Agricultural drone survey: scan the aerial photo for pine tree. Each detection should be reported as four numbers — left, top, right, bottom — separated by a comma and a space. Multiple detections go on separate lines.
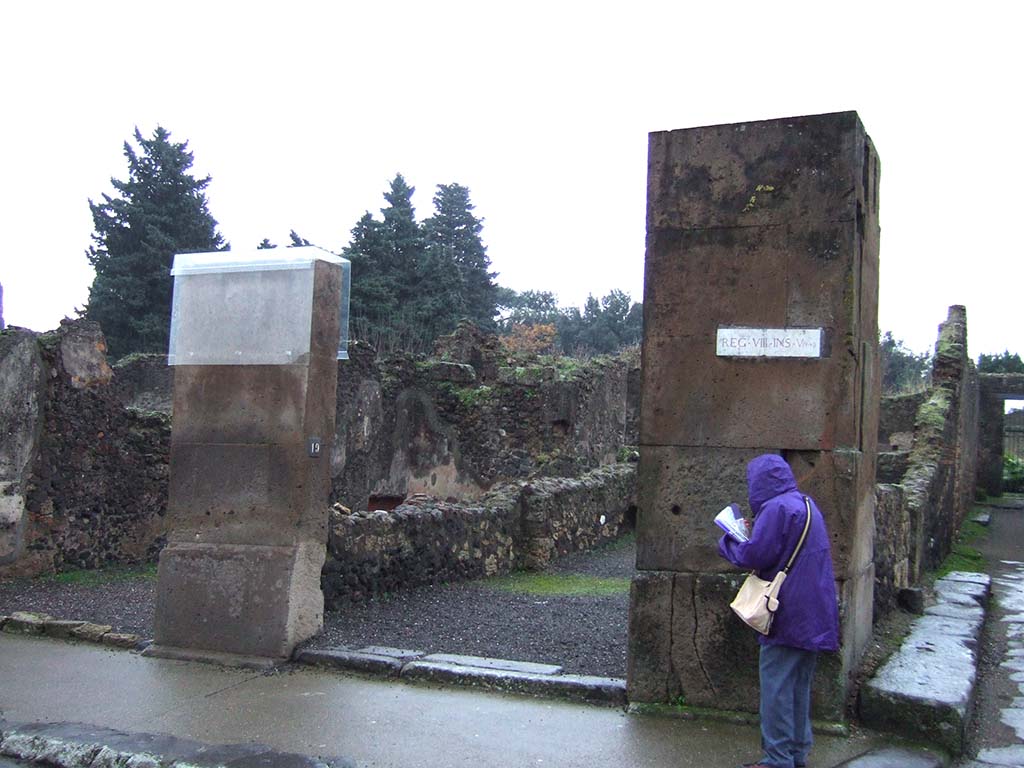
85, 126, 224, 358
345, 211, 400, 334
423, 183, 498, 330
380, 173, 424, 307
978, 351, 1024, 374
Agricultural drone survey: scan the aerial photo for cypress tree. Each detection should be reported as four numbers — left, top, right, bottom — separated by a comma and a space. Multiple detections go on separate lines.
85, 126, 224, 358
422, 183, 498, 330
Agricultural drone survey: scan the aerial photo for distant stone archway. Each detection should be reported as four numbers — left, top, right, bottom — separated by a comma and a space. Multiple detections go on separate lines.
978, 374, 1024, 495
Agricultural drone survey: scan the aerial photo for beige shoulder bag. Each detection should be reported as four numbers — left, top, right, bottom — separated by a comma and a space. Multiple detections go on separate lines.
729, 496, 812, 636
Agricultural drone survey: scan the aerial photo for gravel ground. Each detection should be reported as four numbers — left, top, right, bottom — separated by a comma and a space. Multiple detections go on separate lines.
0, 536, 636, 679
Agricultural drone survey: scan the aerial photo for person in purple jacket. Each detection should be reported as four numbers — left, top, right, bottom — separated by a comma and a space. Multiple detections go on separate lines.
719, 454, 839, 768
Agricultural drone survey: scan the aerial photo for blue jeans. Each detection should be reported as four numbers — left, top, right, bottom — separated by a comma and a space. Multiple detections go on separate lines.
758, 644, 818, 768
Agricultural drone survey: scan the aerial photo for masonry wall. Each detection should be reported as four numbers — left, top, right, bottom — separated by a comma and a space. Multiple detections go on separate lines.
0, 321, 169, 578
872, 306, 980, 616
628, 112, 881, 719
331, 325, 636, 512
322, 463, 637, 605
0, 321, 638, 582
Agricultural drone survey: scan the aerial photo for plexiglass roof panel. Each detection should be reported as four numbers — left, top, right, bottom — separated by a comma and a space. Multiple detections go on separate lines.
171, 246, 344, 276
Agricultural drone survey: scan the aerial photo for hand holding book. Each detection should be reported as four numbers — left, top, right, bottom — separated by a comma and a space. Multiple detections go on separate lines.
714, 503, 750, 543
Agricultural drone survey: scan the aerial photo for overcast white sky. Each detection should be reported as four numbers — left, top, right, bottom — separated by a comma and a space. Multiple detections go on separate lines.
1, 1, 1021, 359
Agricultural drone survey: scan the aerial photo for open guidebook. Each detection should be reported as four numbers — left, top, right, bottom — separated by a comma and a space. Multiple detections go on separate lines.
714, 503, 750, 543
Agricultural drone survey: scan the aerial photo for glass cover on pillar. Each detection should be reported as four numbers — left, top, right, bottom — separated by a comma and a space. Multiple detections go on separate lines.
168, 246, 347, 366
337, 259, 352, 361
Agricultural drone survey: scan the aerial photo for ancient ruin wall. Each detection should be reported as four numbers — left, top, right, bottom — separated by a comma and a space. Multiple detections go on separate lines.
0, 321, 169, 578
322, 463, 636, 605
107, 323, 637, 517
331, 328, 635, 512
872, 306, 980, 615
1, 321, 637, 581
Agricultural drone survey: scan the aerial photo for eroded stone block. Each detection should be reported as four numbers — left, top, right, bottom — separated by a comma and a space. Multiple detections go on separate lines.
670, 572, 759, 711
153, 539, 324, 659
636, 445, 765, 572
626, 571, 677, 703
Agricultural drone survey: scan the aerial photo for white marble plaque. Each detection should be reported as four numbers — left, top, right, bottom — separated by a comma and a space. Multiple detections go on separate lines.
716, 328, 823, 358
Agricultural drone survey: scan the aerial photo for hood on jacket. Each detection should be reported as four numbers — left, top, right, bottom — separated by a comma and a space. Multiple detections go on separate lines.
747, 454, 798, 515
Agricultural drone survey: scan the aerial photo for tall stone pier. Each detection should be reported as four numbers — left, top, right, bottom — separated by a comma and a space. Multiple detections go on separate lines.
627, 112, 881, 718
147, 247, 345, 665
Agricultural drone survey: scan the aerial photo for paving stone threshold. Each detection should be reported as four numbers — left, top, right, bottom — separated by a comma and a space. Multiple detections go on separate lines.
294, 647, 628, 707
0, 720, 351, 768
859, 570, 992, 757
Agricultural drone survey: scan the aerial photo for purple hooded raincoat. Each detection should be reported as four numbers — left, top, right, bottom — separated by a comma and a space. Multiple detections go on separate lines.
718, 454, 840, 652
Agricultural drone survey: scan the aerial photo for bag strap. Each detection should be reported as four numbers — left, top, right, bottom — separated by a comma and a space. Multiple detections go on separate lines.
781, 496, 813, 574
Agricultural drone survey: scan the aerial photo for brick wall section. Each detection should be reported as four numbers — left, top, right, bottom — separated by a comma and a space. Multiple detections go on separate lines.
872, 306, 980, 614
322, 463, 636, 604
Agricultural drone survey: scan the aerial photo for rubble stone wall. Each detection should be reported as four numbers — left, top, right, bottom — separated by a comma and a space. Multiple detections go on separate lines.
0, 321, 169, 578
872, 306, 980, 616
1, 321, 636, 582
322, 463, 637, 604
331, 327, 634, 512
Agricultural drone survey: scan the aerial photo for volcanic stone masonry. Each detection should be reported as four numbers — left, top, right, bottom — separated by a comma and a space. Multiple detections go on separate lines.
627, 112, 881, 719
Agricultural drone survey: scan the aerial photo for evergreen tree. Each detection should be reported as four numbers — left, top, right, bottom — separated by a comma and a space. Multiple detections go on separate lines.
344, 174, 433, 347
85, 126, 224, 358
555, 290, 642, 355
422, 183, 498, 330
880, 332, 931, 393
497, 289, 561, 329
978, 351, 1024, 373
257, 238, 277, 249
345, 211, 400, 334
380, 174, 424, 308
343, 174, 496, 349
288, 230, 311, 247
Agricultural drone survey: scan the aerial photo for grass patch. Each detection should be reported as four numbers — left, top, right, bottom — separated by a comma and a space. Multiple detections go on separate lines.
936, 518, 988, 577
487, 571, 630, 597
44, 563, 158, 586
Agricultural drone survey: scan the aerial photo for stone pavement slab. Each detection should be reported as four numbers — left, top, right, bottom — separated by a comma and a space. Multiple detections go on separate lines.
834, 746, 944, 767
297, 648, 405, 677
421, 652, 563, 675
0, 720, 351, 768
860, 573, 991, 754
0, 633, 907, 768
974, 742, 1024, 764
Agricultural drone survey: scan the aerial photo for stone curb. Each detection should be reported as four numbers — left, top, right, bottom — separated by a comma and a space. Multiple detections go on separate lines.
2, 613, 624, 709
859, 570, 992, 755
0, 720, 353, 768
0, 612, 146, 651
295, 646, 627, 707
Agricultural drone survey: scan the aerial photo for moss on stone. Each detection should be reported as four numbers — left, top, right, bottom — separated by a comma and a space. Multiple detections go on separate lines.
914, 389, 950, 433
455, 385, 493, 408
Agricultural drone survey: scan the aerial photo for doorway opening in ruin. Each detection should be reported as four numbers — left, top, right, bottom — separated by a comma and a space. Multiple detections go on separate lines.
367, 495, 406, 512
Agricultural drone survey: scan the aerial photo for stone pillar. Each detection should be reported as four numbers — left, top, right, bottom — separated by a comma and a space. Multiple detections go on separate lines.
147, 248, 344, 665
627, 112, 880, 719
